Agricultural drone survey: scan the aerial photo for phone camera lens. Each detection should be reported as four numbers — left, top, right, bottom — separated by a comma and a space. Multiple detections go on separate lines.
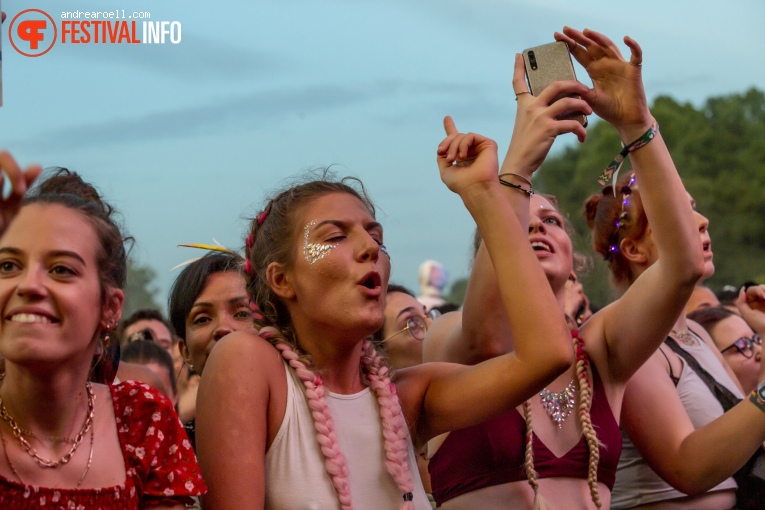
528, 51, 537, 71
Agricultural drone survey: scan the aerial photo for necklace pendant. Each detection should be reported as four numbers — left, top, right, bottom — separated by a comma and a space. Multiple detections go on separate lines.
672, 329, 697, 347
539, 379, 576, 428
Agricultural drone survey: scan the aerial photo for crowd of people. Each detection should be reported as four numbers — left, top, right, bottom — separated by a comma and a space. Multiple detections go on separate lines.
1, 25, 764, 510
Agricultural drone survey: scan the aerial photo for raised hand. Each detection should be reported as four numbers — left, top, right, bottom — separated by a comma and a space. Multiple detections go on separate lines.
0, 151, 43, 236
554, 27, 653, 140
502, 53, 591, 178
436, 116, 499, 197
737, 285, 765, 334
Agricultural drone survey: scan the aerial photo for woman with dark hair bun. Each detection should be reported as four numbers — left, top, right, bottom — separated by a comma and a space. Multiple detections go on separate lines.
0, 152, 204, 508
583, 142, 765, 507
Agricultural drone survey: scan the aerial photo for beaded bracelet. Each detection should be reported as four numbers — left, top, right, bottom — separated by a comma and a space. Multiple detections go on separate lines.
498, 172, 534, 197
750, 390, 765, 414
597, 121, 659, 186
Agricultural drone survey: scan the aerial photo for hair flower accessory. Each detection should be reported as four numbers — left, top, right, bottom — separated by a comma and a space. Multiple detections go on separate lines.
170, 239, 238, 271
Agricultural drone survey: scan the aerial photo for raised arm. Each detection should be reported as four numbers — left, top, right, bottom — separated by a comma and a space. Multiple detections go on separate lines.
622, 349, 765, 494
0, 151, 42, 235
425, 55, 590, 365
555, 28, 704, 381
737, 284, 765, 336
402, 118, 572, 442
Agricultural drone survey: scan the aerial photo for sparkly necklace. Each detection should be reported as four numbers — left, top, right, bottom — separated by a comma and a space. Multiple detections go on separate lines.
672, 328, 698, 347
0, 382, 95, 469
539, 379, 577, 428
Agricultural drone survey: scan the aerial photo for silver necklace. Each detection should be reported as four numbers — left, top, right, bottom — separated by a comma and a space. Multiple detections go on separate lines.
539, 379, 576, 428
672, 328, 698, 346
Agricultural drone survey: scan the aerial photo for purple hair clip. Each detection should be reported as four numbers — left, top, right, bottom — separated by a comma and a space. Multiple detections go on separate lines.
604, 174, 636, 260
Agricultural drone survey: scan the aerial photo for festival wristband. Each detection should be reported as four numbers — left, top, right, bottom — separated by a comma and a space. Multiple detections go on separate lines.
597, 121, 659, 186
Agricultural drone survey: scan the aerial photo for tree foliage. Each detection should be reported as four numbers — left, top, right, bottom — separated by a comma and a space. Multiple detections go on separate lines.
123, 259, 162, 317
445, 277, 469, 306
534, 88, 765, 308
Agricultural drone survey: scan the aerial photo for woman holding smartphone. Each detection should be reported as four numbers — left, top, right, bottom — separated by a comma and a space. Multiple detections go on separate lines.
423, 27, 704, 510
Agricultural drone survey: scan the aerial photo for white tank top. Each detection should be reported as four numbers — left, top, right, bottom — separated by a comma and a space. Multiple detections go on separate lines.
265, 361, 431, 510
612, 339, 742, 509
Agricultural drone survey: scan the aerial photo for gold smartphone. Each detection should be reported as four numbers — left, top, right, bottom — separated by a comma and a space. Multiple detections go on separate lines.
522, 41, 587, 127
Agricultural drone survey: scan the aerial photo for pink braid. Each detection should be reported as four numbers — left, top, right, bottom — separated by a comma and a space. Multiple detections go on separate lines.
361, 340, 415, 510
275, 342, 353, 510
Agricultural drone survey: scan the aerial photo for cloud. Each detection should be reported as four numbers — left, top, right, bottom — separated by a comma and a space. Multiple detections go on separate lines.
12, 79, 510, 153
53, 32, 286, 82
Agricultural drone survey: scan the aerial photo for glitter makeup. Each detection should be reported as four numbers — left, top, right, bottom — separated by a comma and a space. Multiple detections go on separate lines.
303, 220, 338, 265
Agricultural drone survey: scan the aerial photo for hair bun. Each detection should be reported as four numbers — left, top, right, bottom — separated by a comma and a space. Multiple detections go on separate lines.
583, 193, 603, 231
33, 168, 112, 215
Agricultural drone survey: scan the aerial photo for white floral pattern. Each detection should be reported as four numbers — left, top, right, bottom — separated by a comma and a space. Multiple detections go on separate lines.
0, 381, 205, 509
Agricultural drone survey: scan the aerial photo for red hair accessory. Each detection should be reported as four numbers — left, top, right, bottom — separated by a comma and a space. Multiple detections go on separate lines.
256, 208, 269, 226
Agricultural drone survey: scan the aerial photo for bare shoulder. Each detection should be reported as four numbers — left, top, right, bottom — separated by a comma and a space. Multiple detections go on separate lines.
626, 347, 675, 392
197, 330, 288, 448
422, 311, 463, 362
205, 330, 283, 376
687, 318, 716, 347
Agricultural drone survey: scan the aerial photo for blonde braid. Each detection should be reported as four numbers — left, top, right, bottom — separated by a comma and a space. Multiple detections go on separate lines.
522, 333, 602, 510
574, 333, 602, 509
361, 340, 416, 510
522, 400, 539, 495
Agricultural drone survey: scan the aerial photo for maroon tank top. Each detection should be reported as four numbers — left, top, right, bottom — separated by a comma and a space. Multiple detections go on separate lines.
429, 351, 621, 506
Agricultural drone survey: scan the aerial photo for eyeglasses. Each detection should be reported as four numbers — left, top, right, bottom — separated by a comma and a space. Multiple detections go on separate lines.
721, 334, 762, 359
381, 309, 441, 343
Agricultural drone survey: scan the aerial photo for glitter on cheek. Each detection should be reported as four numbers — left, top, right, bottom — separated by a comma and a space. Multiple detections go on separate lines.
303, 220, 338, 265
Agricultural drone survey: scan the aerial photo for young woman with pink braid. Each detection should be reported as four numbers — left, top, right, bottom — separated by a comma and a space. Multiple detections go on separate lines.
422, 27, 704, 509
195, 123, 575, 508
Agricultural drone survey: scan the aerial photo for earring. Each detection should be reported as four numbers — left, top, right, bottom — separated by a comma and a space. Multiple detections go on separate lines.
184, 358, 195, 373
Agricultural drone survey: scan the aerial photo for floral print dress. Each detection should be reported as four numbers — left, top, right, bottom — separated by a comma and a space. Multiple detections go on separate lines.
0, 381, 206, 509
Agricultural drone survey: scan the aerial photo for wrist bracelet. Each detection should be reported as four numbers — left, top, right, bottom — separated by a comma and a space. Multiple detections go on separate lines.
597, 120, 659, 186
749, 389, 765, 413
498, 172, 534, 197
